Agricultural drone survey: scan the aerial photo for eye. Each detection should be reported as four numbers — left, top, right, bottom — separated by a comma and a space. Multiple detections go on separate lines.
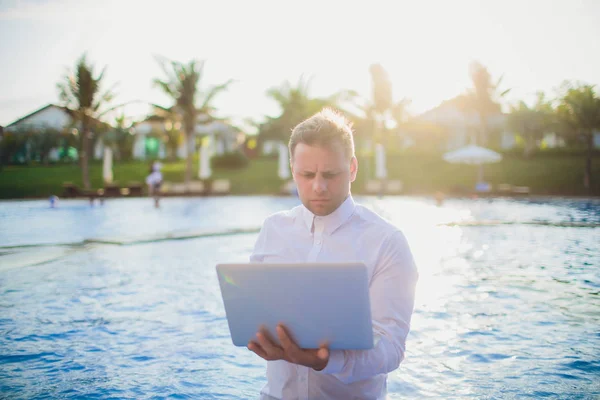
303, 173, 315, 179
323, 172, 338, 179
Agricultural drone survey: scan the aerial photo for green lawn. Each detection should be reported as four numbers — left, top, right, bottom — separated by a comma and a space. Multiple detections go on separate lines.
0, 154, 598, 199
361, 153, 600, 196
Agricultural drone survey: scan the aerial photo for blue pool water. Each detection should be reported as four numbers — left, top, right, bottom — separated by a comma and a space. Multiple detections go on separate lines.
1, 196, 599, 399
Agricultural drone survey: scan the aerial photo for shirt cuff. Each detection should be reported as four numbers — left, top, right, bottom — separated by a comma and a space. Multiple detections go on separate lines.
316, 349, 345, 374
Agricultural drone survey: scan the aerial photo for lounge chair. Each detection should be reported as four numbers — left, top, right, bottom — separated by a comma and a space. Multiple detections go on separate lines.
364, 180, 384, 195
496, 183, 513, 194
211, 179, 231, 195
61, 182, 102, 199
187, 181, 207, 195
512, 186, 531, 195
61, 182, 79, 198
126, 181, 144, 196
103, 183, 121, 197
385, 180, 403, 194
170, 183, 187, 195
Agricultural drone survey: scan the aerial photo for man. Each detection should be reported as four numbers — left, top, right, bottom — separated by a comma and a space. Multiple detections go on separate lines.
249, 108, 418, 400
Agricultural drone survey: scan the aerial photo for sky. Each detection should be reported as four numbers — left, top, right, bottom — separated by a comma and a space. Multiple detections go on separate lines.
1, 0, 599, 132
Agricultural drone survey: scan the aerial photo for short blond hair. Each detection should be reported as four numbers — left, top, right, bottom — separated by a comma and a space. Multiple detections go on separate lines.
289, 108, 355, 160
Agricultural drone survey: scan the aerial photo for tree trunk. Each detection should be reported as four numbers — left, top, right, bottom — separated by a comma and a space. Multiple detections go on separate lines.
185, 131, 193, 185
81, 115, 90, 189
477, 109, 489, 146
584, 131, 592, 192
524, 135, 535, 158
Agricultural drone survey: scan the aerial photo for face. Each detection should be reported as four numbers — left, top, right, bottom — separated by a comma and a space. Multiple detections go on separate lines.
291, 142, 358, 216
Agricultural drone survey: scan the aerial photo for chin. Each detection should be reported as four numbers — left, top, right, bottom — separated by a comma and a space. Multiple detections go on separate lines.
312, 209, 330, 216
308, 203, 333, 216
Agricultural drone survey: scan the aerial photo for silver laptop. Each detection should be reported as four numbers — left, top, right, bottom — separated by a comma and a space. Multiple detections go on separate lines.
216, 262, 373, 350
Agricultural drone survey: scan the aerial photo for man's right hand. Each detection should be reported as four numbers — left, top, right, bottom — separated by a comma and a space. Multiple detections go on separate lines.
248, 324, 330, 371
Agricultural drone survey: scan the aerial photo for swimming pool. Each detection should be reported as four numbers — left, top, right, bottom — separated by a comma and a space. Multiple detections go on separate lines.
1, 196, 599, 398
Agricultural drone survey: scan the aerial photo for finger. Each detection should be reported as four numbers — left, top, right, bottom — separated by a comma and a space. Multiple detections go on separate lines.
276, 324, 299, 352
277, 324, 305, 364
248, 341, 268, 359
256, 331, 282, 356
317, 347, 329, 360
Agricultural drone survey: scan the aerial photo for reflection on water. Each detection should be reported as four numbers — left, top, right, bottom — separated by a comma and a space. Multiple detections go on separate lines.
0, 196, 599, 398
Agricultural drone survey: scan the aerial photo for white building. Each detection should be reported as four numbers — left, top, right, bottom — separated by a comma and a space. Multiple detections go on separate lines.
131, 117, 167, 160
131, 117, 244, 160
5, 104, 74, 133
416, 96, 513, 150
4, 104, 111, 161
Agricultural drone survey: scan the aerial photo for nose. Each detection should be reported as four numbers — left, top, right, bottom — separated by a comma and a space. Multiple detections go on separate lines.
312, 175, 327, 194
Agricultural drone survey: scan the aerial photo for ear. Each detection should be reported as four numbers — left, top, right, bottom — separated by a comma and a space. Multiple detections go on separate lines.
349, 156, 358, 182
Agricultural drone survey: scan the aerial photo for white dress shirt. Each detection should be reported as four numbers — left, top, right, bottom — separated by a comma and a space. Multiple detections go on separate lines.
250, 195, 418, 400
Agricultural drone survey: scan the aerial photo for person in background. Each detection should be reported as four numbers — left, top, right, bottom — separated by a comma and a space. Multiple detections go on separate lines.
145, 161, 163, 208
49, 195, 59, 208
248, 108, 418, 400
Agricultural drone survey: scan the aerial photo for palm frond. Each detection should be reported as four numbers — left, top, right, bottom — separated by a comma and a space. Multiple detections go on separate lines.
499, 88, 511, 97
199, 79, 235, 111
153, 78, 176, 98
154, 55, 179, 83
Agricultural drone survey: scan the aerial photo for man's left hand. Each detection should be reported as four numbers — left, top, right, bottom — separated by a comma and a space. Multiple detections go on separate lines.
248, 324, 330, 371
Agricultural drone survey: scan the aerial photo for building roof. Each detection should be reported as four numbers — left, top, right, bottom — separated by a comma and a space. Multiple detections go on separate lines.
5, 103, 111, 130
5, 104, 68, 128
418, 95, 472, 120
416, 95, 506, 128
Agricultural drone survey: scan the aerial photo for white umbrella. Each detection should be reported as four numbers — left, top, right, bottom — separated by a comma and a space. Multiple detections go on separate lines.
103, 146, 113, 184
443, 144, 502, 182
443, 145, 502, 164
375, 143, 387, 179
278, 142, 290, 180
199, 140, 212, 179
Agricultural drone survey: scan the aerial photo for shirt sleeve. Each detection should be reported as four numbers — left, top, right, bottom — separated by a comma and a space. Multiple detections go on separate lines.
316, 230, 419, 383
249, 217, 270, 263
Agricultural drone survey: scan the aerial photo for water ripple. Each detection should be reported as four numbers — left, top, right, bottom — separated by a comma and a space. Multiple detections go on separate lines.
0, 197, 598, 398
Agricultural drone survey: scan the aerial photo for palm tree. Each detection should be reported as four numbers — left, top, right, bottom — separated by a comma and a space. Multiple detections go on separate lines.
259, 76, 355, 142
466, 61, 510, 146
367, 64, 414, 143
507, 92, 555, 158
368, 64, 392, 144
153, 57, 233, 184
369, 64, 393, 117
556, 83, 600, 192
102, 114, 136, 162
389, 98, 412, 147
57, 54, 116, 188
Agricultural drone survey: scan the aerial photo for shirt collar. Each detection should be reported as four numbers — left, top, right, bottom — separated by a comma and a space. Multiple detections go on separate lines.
301, 195, 356, 235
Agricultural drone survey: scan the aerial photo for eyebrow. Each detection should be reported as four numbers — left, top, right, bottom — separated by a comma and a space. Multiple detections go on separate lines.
300, 169, 339, 174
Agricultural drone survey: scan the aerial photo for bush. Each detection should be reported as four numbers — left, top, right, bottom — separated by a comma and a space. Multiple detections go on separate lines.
210, 151, 249, 169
